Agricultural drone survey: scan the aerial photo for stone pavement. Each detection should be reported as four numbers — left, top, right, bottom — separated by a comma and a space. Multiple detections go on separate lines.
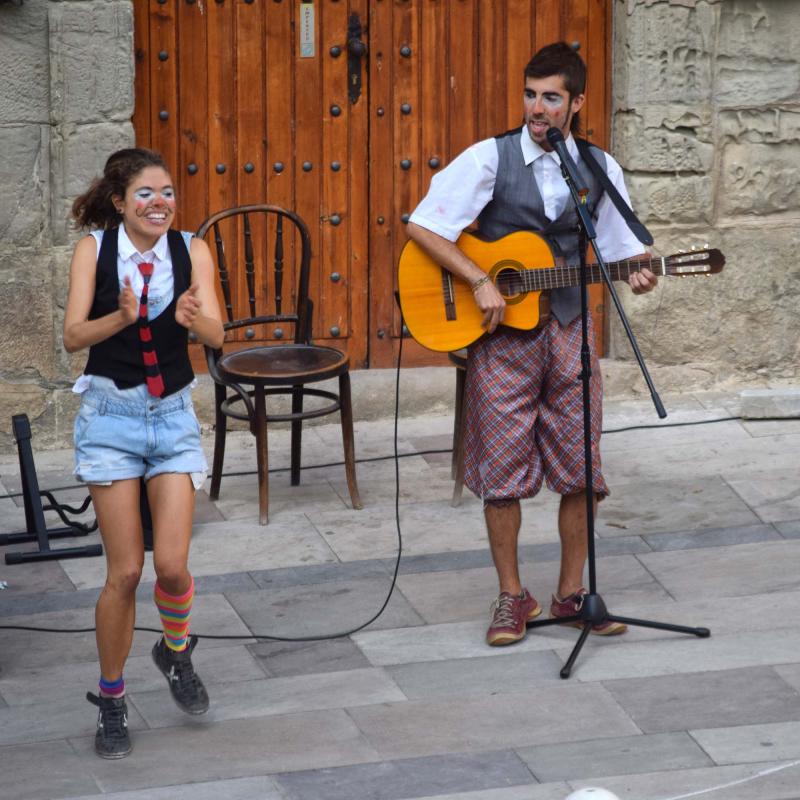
1, 386, 800, 800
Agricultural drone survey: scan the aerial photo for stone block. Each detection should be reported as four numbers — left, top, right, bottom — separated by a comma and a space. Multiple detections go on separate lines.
0, 0, 50, 124
0, 251, 56, 380
739, 387, 800, 419
625, 173, 714, 224
614, 3, 717, 106
48, 1, 134, 125
613, 108, 714, 173
49, 121, 135, 245
608, 224, 800, 380
719, 142, 800, 218
717, 0, 800, 69
718, 108, 800, 145
0, 125, 49, 247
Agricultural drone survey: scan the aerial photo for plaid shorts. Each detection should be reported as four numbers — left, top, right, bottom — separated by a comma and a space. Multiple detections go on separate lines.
462, 314, 608, 501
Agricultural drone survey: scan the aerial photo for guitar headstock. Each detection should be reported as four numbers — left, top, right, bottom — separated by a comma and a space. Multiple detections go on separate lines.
666, 245, 725, 276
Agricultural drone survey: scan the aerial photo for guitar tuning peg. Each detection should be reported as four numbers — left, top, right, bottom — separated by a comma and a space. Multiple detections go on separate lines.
704, 242, 709, 249
691, 245, 696, 251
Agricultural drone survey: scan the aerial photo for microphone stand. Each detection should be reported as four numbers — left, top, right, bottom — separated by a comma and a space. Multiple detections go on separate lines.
525, 142, 710, 678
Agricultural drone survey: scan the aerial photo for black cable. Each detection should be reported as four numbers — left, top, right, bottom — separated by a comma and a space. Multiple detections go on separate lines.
2, 385, 797, 636
0, 335, 408, 642
1, 414, 795, 501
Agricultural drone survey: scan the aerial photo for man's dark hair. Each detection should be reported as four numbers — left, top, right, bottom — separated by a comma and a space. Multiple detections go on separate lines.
524, 42, 587, 134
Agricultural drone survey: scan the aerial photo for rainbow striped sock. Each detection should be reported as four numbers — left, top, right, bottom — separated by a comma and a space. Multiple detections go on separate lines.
154, 578, 194, 652
99, 675, 125, 698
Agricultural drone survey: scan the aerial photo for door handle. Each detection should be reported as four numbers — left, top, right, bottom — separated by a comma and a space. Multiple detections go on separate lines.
347, 12, 366, 104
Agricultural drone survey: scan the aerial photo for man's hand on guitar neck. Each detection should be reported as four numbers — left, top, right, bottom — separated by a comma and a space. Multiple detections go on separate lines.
628, 260, 658, 295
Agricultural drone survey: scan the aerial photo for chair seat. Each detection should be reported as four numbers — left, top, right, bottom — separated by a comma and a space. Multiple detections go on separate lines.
218, 344, 349, 384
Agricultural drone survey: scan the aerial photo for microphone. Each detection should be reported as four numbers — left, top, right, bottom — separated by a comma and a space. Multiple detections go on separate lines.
546, 127, 587, 195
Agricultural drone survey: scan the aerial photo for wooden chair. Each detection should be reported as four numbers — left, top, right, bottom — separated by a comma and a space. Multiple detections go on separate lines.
448, 349, 467, 507
197, 204, 362, 524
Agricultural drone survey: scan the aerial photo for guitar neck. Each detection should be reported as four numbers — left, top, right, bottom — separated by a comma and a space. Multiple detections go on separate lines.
519, 255, 660, 292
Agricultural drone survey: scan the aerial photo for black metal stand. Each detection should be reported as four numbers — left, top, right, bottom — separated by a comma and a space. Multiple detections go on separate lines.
525, 154, 710, 678
0, 414, 103, 564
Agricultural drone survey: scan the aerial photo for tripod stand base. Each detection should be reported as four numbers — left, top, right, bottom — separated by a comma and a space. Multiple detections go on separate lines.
527, 591, 711, 679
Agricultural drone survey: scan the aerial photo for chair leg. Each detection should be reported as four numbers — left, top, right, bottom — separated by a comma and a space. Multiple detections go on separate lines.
451, 367, 466, 507
451, 367, 465, 480
209, 382, 227, 501
290, 387, 303, 487
254, 385, 269, 525
339, 372, 362, 510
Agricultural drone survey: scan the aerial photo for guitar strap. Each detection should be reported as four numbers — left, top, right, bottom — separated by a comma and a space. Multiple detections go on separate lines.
575, 138, 653, 246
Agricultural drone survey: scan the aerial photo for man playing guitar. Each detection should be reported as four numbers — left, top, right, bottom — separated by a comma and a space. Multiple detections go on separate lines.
407, 42, 657, 646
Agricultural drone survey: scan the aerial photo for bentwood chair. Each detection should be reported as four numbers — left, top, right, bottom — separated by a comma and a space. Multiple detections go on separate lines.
448, 349, 467, 507
197, 204, 362, 525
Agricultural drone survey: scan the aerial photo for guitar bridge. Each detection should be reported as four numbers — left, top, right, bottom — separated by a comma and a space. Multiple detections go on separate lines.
442, 269, 456, 321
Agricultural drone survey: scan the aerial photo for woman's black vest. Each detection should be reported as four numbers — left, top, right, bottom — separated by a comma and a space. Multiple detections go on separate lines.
84, 227, 194, 396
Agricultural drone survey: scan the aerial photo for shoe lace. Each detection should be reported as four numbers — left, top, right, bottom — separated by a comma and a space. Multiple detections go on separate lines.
171, 659, 203, 694
490, 593, 517, 627
100, 702, 128, 738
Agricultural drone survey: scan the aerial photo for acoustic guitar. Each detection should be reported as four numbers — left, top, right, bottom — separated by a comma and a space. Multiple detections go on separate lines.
397, 230, 725, 352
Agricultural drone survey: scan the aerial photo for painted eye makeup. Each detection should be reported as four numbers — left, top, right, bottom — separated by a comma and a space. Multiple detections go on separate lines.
132, 187, 176, 202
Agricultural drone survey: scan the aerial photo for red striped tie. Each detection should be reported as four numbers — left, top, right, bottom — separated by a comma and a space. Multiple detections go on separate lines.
136, 262, 165, 398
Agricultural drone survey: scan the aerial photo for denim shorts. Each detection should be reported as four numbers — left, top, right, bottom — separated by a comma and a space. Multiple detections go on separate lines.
73, 376, 207, 489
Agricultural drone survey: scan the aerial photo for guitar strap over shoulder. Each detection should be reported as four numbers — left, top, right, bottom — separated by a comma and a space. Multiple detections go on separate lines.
575, 138, 653, 246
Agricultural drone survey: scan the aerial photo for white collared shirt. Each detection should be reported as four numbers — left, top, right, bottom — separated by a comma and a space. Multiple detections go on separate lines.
409, 130, 643, 263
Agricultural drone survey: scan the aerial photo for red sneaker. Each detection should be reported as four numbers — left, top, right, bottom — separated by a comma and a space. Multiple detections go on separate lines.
550, 588, 627, 635
486, 588, 542, 646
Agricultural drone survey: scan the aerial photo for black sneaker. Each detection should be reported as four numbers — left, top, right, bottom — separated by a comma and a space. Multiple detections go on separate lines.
86, 692, 132, 759
151, 634, 209, 715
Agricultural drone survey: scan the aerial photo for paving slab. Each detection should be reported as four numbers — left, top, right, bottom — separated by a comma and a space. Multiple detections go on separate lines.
726, 468, 800, 523
568, 760, 800, 800
642, 522, 782, 551
131, 667, 406, 728
0, 739, 100, 800
402, 787, 569, 800
70, 710, 380, 792
517, 731, 713, 782
558, 628, 800, 682
386, 650, 564, 700
596, 475, 759, 537
691, 721, 800, 766
775, 519, 800, 538
638, 540, 800, 599
0, 691, 147, 747
54, 776, 286, 800
248, 635, 373, 676
225, 576, 424, 638
603, 666, 800, 733
347, 684, 640, 760
353, 619, 564, 666
0, 642, 264, 707
273, 749, 536, 800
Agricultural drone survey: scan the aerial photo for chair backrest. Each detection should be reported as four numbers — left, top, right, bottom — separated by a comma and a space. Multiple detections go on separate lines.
196, 205, 313, 349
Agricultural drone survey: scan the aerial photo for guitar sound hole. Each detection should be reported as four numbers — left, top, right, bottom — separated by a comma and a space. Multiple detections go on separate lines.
495, 267, 524, 299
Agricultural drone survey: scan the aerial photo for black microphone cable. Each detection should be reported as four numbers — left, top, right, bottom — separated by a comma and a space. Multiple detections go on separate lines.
0, 334, 410, 642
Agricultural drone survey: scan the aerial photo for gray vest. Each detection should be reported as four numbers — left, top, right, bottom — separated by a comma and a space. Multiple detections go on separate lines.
477, 128, 606, 326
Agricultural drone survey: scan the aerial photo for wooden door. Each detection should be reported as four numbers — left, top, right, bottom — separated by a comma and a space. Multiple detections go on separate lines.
368, 0, 612, 366
133, 0, 611, 369
133, 0, 370, 369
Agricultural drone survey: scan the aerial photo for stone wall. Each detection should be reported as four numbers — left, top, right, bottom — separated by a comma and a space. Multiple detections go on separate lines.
609, 0, 800, 394
0, 0, 134, 452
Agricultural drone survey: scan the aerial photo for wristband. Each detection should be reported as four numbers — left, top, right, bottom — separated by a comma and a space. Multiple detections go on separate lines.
471, 275, 491, 293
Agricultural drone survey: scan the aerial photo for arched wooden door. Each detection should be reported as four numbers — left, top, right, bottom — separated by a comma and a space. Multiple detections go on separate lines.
133, 0, 611, 370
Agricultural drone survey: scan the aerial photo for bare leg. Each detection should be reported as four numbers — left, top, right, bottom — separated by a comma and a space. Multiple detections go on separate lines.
484, 499, 522, 595
557, 490, 597, 598
91, 479, 144, 681
147, 473, 195, 595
